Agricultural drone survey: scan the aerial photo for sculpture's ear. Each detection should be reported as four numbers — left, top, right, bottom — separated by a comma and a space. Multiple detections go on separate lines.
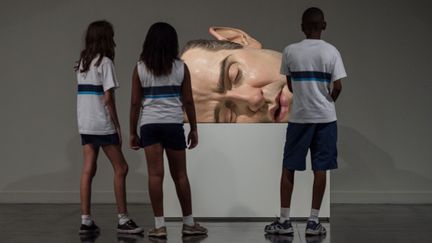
209, 26, 262, 48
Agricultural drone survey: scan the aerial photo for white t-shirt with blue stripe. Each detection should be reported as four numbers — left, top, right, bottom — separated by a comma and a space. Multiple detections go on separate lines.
76, 56, 119, 135
137, 59, 184, 125
281, 39, 347, 123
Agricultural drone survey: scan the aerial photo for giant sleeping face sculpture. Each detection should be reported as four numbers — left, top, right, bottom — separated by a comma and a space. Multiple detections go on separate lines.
181, 27, 292, 123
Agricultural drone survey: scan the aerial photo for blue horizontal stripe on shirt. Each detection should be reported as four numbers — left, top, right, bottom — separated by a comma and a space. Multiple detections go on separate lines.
78, 85, 104, 95
290, 71, 331, 83
78, 91, 104, 95
142, 85, 181, 96
78, 84, 104, 92
144, 94, 181, 99
291, 77, 331, 83
142, 85, 181, 99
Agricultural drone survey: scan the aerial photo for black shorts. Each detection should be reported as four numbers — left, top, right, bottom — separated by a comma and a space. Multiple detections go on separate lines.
80, 133, 120, 147
140, 123, 186, 150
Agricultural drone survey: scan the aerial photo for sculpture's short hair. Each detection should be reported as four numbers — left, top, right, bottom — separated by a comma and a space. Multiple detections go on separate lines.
181, 39, 243, 55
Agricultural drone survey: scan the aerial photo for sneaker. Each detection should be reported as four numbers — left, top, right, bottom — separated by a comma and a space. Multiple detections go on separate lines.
182, 223, 208, 236
264, 218, 294, 235
148, 226, 167, 238
305, 220, 326, 236
79, 222, 100, 234
117, 219, 144, 234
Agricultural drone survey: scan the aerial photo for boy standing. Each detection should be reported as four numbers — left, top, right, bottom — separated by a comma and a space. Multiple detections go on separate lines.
265, 7, 346, 236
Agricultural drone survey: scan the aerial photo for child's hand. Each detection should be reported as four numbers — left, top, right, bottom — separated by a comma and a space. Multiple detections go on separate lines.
187, 130, 198, 149
130, 134, 140, 150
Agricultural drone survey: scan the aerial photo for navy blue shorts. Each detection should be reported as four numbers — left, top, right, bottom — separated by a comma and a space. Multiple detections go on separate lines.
140, 123, 187, 150
283, 121, 338, 171
80, 133, 120, 147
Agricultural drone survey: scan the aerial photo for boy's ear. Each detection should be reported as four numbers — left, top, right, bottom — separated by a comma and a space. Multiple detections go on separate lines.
322, 21, 327, 30
209, 27, 262, 48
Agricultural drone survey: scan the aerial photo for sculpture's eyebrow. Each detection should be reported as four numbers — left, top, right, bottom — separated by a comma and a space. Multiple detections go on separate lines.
216, 55, 231, 93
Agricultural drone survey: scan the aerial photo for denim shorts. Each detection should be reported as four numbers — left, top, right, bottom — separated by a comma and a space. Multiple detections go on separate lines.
140, 123, 186, 150
283, 121, 338, 171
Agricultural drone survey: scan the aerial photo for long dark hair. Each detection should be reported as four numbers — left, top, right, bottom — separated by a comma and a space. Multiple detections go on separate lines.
140, 22, 179, 76
76, 20, 115, 73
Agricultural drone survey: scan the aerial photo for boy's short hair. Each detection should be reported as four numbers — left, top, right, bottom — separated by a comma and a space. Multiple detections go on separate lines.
302, 7, 325, 31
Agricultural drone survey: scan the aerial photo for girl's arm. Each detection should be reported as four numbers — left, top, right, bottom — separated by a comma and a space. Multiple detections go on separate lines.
104, 89, 122, 145
181, 63, 198, 149
129, 65, 142, 150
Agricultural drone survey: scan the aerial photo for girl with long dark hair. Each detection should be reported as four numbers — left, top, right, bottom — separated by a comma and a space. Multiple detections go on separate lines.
76, 20, 143, 235
130, 22, 207, 238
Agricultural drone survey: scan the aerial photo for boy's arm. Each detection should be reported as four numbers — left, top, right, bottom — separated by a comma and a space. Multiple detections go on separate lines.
331, 80, 342, 102
129, 66, 142, 150
286, 75, 293, 93
181, 63, 198, 149
330, 48, 346, 102
104, 89, 122, 145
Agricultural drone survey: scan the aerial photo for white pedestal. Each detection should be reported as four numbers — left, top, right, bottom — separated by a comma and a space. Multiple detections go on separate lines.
163, 124, 330, 218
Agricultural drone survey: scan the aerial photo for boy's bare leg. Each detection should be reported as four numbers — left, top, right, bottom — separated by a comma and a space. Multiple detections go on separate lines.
281, 168, 295, 208
311, 171, 326, 210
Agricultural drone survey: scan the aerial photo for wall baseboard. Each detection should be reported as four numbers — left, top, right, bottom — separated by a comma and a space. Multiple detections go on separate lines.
1, 191, 431, 204
331, 191, 432, 204
0, 191, 149, 203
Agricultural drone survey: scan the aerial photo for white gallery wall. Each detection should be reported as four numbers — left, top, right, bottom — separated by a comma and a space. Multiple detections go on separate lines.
0, 0, 431, 210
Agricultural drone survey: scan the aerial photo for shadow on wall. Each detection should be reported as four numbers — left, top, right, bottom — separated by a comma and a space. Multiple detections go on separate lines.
4, 135, 148, 202
333, 125, 432, 193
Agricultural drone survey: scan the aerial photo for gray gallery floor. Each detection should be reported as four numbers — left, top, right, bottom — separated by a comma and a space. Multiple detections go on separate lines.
0, 204, 431, 243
